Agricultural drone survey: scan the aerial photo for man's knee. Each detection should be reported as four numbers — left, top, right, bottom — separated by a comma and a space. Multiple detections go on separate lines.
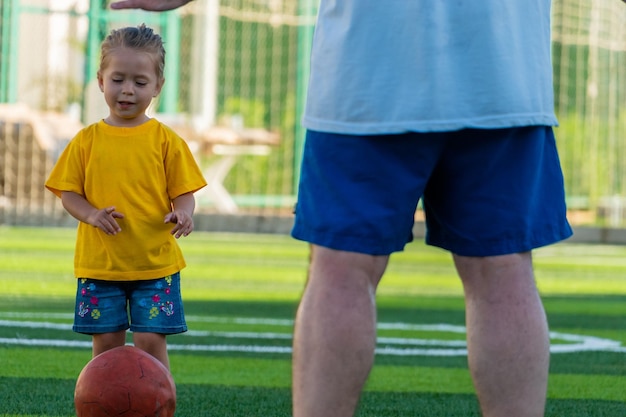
453, 252, 535, 289
310, 245, 389, 288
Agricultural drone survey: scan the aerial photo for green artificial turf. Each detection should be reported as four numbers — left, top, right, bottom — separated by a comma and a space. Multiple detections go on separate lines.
0, 226, 624, 416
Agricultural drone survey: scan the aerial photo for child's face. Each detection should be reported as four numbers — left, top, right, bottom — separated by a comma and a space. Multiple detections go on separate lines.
97, 47, 164, 127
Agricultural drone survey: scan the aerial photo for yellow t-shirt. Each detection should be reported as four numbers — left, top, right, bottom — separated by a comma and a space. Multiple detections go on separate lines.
45, 119, 207, 281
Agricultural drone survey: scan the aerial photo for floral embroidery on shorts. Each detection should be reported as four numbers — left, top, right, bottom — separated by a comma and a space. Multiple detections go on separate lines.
77, 279, 100, 320
148, 275, 176, 319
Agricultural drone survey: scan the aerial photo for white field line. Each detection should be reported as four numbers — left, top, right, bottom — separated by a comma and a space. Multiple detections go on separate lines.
0, 314, 625, 356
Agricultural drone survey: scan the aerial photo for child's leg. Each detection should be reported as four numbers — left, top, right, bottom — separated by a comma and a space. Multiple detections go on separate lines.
133, 332, 169, 369
73, 278, 131, 358
128, 273, 187, 370
92, 330, 127, 357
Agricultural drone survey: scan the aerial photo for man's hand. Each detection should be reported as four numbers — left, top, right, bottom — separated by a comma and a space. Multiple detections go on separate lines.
110, 0, 193, 11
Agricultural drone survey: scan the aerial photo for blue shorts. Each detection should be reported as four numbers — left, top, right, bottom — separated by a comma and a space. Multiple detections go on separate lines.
292, 127, 573, 257
73, 273, 187, 335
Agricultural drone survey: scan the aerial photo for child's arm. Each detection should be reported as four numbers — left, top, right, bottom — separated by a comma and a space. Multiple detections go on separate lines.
165, 192, 196, 239
61, 191, 124, 235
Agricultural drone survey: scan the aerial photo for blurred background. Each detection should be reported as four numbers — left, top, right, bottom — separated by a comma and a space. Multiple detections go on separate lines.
0, 0, 625, 231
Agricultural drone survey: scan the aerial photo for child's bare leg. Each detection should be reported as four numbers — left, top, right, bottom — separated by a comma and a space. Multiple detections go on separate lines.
92, 330, 126, 357
133, 332, 169, 369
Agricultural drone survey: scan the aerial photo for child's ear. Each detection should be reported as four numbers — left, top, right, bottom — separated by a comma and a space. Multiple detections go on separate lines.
97, 71, 104, 92
154, 78, 165, 97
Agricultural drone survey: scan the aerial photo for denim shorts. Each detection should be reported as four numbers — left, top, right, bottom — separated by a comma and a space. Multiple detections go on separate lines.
292, 127, 573, 257
73, 272, 187, 335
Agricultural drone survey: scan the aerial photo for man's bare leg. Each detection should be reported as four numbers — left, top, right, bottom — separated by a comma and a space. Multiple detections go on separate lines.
292, 245, 388, 417
454, 252, 550, 417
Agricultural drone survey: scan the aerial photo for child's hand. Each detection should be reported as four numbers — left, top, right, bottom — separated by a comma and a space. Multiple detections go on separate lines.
164, 210, 194, 238
88, 206, 124, 235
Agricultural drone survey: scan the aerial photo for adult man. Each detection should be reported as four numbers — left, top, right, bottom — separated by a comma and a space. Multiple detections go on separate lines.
111, 1, 573, 416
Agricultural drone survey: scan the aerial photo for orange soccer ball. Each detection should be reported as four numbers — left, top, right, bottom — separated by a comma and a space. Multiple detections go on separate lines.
74, 345, 176, 417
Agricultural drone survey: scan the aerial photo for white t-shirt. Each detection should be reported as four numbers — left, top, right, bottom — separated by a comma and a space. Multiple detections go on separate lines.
303, 0, 557, 134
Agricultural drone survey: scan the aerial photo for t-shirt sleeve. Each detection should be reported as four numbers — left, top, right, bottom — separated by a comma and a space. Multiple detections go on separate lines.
164, 134, 208, 199
44, 135, 86, 198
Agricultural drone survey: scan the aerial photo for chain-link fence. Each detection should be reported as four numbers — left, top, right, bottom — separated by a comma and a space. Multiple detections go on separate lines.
1, 0, 625, 228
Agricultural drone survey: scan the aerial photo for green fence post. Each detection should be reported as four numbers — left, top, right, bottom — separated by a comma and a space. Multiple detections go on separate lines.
0, 0, 21, 103
160, 11, 181, 114
0, 0, 10, 102
85, 0, 106, 86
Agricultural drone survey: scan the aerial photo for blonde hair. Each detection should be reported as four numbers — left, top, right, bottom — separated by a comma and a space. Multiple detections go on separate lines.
99, 24, 166, 80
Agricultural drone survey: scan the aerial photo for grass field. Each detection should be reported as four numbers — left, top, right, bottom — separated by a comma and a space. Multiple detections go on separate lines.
0, 225, 625, 416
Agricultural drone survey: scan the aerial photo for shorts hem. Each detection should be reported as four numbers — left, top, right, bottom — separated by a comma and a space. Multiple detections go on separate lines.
73, 324, 129, 335
130, 325, 188, 335
426, 226, 574, 257
292, 223, 409, 256
293, 221, 573, 257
